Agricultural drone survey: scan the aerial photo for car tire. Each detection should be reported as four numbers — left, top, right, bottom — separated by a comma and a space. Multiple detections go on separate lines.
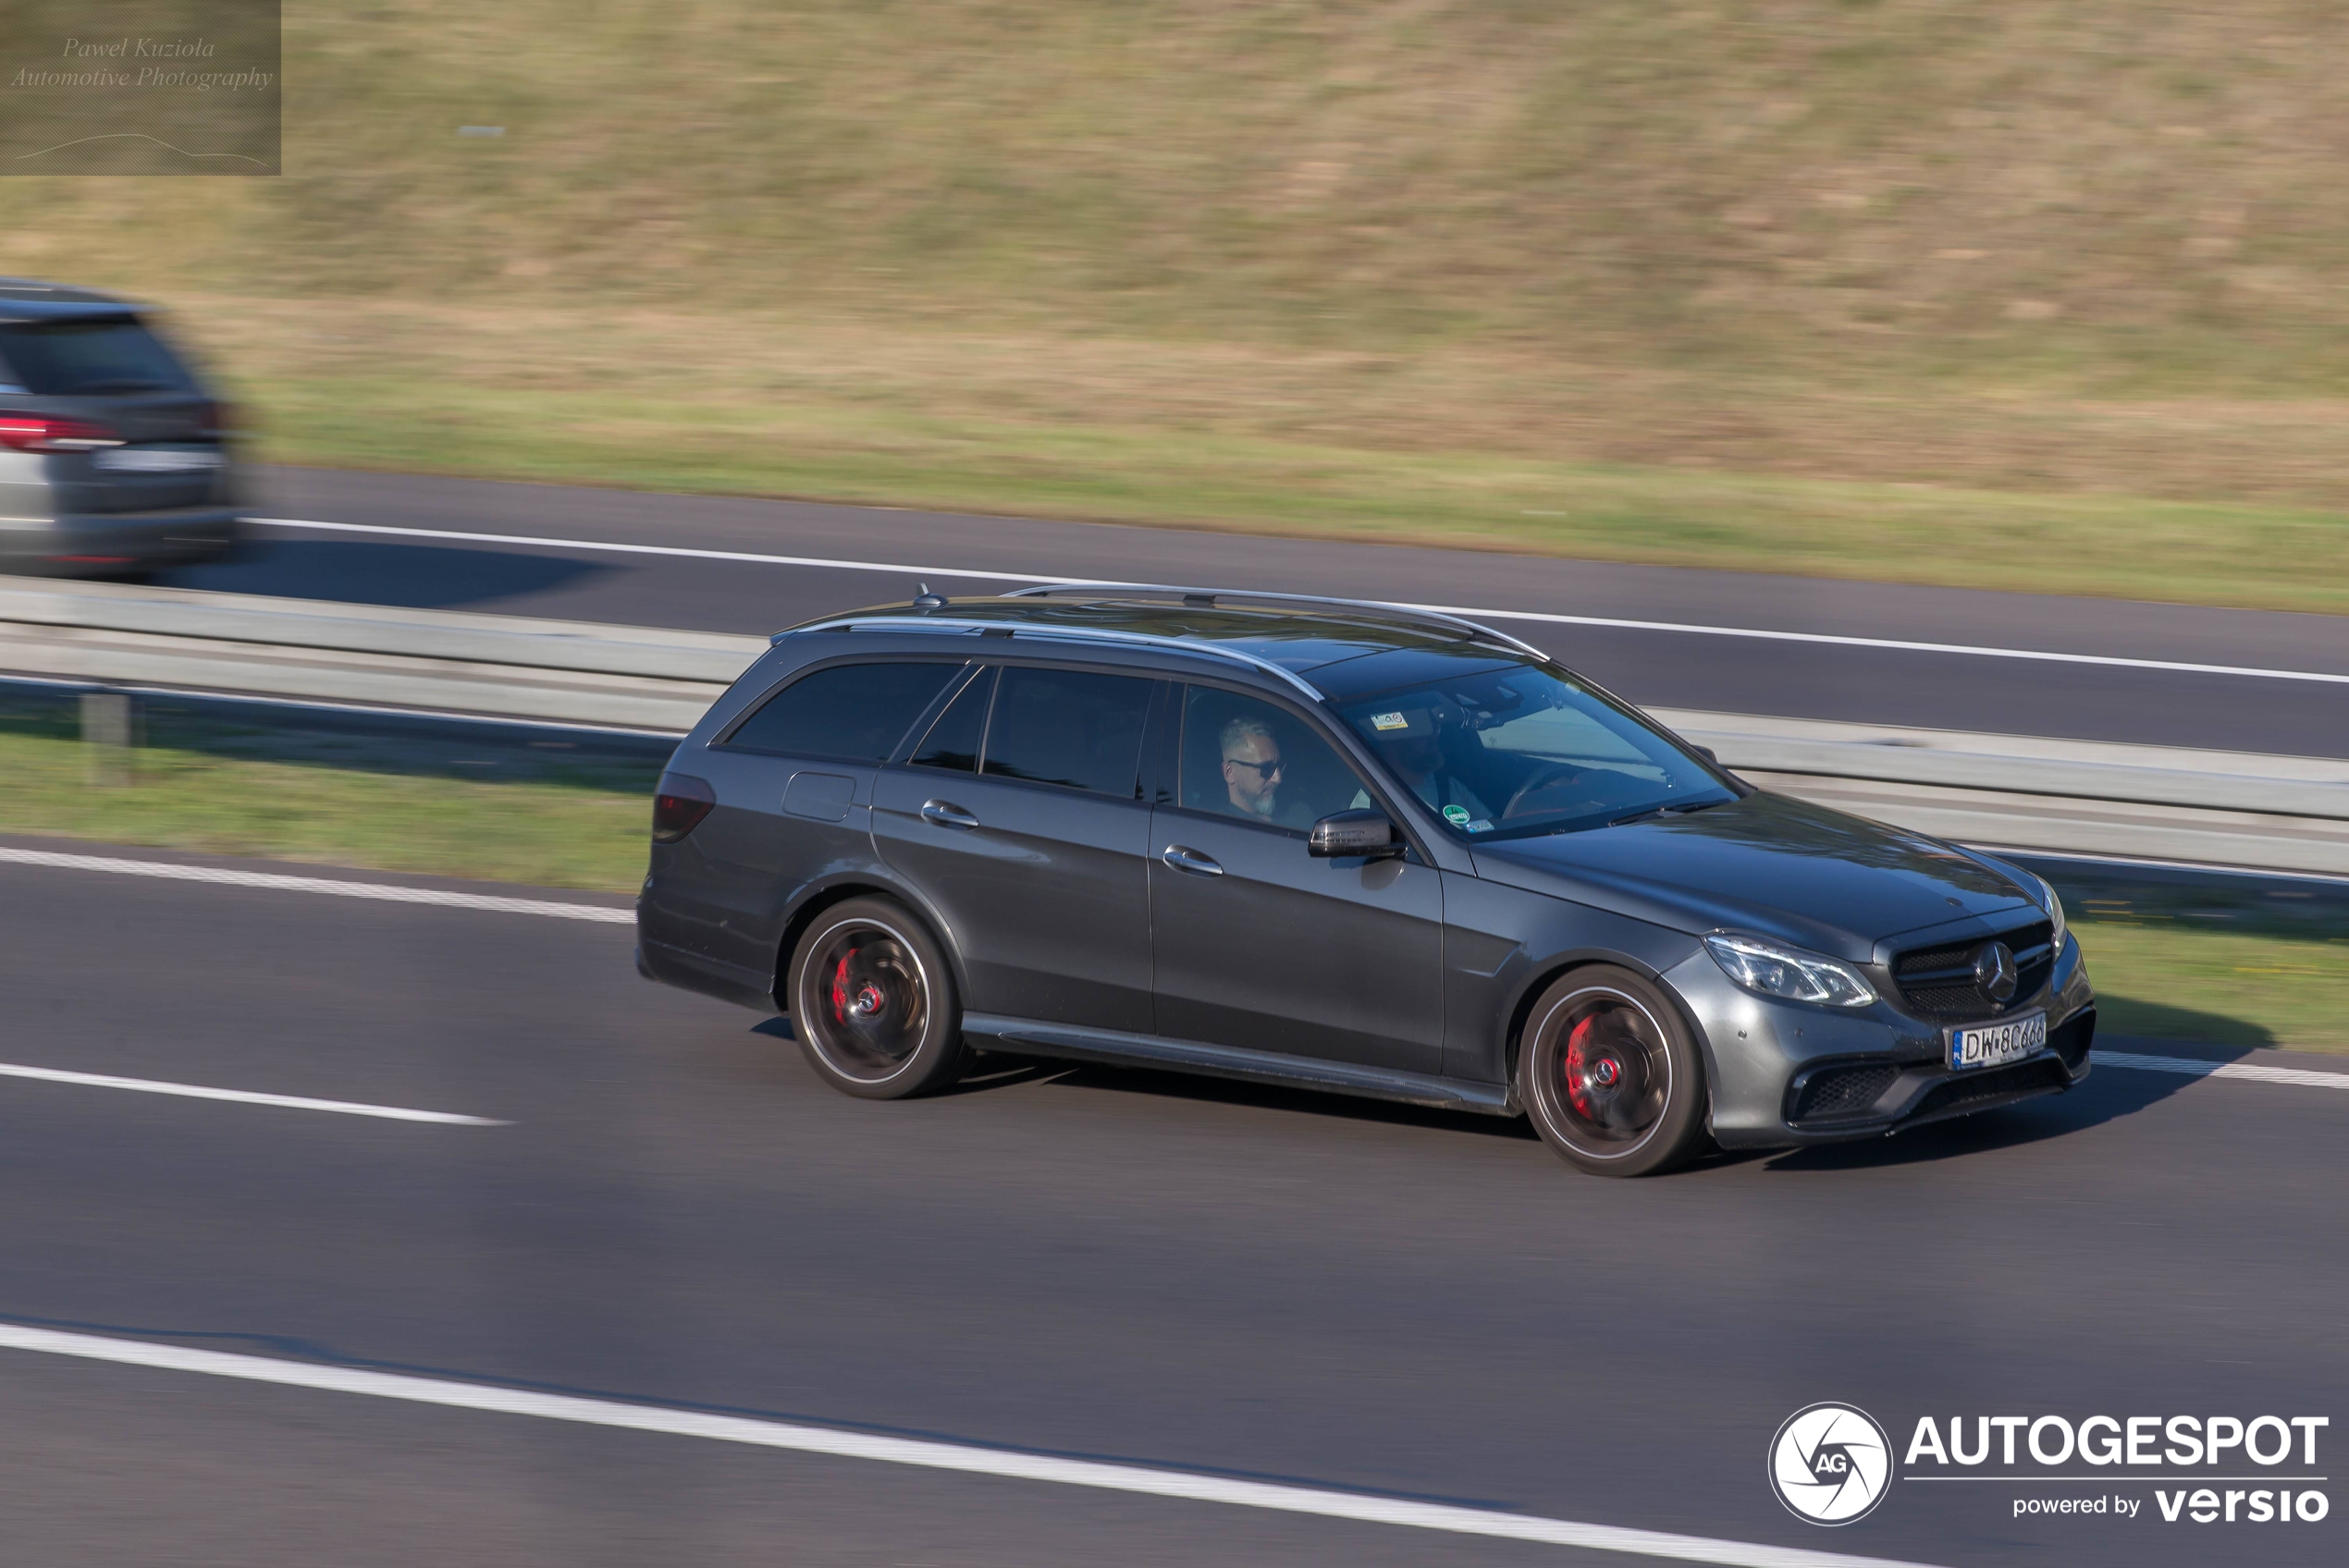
1517, 965, 1709, 1177
787, 898, 968, 1100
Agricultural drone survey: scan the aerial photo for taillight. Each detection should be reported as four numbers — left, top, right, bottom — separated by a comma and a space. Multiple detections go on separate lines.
0, 414, 125, 452
651, 773, 717, 842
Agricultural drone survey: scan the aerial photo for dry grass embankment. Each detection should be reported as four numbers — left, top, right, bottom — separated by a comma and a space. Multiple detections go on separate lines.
7, 4, 2349, 606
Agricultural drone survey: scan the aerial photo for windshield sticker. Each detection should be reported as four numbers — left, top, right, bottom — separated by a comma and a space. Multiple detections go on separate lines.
1443, 804, 1472, 826
1371, 712, 1409, 731
1465, 819, 1494, 833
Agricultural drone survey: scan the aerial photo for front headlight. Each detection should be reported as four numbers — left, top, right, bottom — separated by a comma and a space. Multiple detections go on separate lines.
1704, 932, 1877, 1008
2035, 873, 2068, 951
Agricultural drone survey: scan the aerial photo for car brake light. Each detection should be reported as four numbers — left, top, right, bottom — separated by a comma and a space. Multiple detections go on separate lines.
0, 414, 126, 452
651, 773, 718, 842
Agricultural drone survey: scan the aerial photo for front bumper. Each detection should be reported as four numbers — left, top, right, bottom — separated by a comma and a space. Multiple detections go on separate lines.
1668, 933, 2096, 1150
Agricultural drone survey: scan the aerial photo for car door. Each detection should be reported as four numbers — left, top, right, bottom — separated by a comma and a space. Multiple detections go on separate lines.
1148, 683, 1446, 1077
871, 661, 1160, 1033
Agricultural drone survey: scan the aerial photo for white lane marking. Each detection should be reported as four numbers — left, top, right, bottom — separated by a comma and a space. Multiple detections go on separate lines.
0, 1062, 504, 1125
250, 517, 2349, 687
0, 1325, 1939, 1568
1402, 602, 2349, 687
2097, 1050, 2349, 1090
0, 846, 634, 923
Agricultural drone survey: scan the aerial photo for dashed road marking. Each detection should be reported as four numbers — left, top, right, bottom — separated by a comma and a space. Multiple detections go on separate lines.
0, 846, 633, 923
0, 1061, 505, 1124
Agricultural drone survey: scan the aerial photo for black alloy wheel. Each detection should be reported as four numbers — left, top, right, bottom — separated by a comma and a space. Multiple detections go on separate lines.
788, 898, 967, 1099
1518, 964, 1708, 1176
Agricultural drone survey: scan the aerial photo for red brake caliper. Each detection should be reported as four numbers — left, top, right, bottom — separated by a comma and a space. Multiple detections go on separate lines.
830, 953, 854, 1023
1563, 1016, 1599, 1120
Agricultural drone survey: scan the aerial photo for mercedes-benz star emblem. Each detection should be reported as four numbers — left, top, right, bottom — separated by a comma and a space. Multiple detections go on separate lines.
1973, 940, 2018, 1002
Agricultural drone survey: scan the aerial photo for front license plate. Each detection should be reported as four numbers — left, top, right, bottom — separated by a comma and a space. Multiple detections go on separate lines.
1948, 1011, 2048, 1071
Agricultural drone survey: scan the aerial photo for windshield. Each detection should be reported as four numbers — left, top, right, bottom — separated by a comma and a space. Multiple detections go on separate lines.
0, 316, 200, 397
1332, 663, 1735, 840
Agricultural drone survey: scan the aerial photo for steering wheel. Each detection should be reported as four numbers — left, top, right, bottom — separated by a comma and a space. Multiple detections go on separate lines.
1503, 763, 1600, 821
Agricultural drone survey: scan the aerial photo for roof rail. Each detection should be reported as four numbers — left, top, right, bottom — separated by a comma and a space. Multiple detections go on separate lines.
1002, 582, 1547, 661
778, 613, 1325, 700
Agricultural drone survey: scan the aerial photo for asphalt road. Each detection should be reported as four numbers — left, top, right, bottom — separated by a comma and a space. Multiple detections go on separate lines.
150, 467, 2349, 760
2, 842, 2342, 1567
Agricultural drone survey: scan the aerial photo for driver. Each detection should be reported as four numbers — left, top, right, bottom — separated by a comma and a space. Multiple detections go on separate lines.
1221, 716, 1296, 824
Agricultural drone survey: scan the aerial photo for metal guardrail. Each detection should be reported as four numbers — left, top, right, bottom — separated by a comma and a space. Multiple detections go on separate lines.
0, 578, 751, 732
1653, 709, 2349, 823
1, 578, 2343, 871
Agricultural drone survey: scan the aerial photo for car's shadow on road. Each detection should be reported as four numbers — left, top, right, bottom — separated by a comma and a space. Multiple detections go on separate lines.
753, 1022, 1538, 1139
1024, 1058, 1541, 1139
163, 539, 616, 610
756, 1024, 2267, 1170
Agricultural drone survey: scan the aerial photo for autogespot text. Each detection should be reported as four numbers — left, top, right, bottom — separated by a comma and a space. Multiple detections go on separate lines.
1904, 1414, 2331, 1527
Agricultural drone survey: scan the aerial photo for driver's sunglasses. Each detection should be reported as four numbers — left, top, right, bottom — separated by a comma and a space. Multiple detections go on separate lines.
1228, 756, 1285, 778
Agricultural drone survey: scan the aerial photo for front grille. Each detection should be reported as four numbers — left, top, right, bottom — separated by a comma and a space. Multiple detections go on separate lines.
1910, 1057, 2066, 1120
1891, 920, 2054, 1023
1791, 1064, 1900, 1123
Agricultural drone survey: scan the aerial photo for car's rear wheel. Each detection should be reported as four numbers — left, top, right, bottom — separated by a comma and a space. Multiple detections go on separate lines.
1518, 965, 1708, 1177
788, 898, 967, 1099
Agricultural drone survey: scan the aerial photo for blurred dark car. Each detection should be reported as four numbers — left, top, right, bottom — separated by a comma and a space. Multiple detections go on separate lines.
0, 277, 241, 577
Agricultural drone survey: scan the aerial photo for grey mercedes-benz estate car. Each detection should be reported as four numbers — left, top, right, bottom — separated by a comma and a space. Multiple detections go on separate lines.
0, 278, 240, 575
637, 585, 2093, 1175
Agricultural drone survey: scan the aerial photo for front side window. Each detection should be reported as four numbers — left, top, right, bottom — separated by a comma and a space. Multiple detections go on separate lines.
1178, 687, 1370, 834
1332, 663, 1732, 840
724, 660, 963, 762
979, 667, 1152, 797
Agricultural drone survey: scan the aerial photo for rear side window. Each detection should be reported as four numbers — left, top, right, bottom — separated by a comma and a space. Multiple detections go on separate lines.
982, 667, 1151, 797
0, 317, 200, 396
909, 666, 995, 773
725, 661, 962, 763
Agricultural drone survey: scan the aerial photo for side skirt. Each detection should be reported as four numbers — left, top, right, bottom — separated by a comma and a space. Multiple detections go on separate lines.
962, 1014, 1515, 1117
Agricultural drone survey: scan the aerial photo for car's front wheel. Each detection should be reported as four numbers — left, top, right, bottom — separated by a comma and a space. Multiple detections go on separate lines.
1518, 965, 1709, 1177
787, 898, 967, 1099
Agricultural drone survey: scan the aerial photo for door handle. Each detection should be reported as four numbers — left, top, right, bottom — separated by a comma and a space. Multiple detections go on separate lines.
920, 799, 980, 830
1161, 845, 1224, 876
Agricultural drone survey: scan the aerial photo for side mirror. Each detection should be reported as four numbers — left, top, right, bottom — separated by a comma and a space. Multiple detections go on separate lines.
1310, 809, 1403, 859
1694, 745, 1719, 765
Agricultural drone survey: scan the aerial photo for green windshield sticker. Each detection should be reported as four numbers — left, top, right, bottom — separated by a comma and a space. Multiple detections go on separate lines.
1371, 712, 1409, 731
1443, 804, 1471, 826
